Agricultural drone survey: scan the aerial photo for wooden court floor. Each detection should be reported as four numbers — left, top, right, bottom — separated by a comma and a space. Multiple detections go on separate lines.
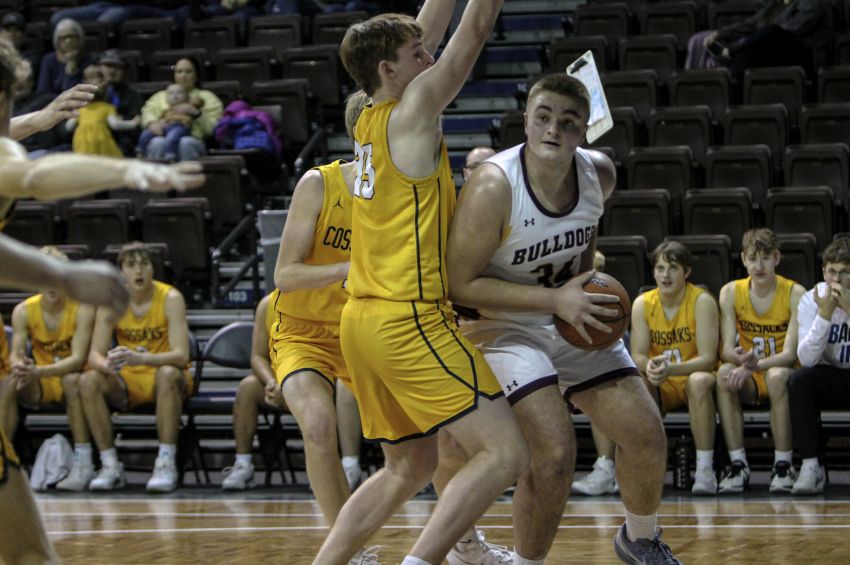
37, 487, 850, 564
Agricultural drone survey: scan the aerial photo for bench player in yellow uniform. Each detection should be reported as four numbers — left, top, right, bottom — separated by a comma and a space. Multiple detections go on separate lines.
717, 228, 805, 493
80, 242, 191, 493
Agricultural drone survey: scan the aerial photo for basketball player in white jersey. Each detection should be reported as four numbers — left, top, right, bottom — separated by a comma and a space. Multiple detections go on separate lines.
447, 74, 680, 565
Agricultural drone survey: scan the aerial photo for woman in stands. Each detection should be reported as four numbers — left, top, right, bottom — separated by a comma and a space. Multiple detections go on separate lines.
140, 57, 223, 162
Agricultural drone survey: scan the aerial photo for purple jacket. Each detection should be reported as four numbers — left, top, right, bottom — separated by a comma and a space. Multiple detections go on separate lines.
214, 100, 283, 158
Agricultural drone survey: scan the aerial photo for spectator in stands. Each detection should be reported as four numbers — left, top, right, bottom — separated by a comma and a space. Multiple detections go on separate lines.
36, 19, 95, 98
686, 0, 834, 79
79, 242, 192, 493
789, 236, 850, 495
201, 0, 264, 36
2, 247, 98, 491
462, 145, 494, 182
140, 58, 223, 162
220, 290, 364, 491
136, 84, 200, 161
12, 72, 70, 158
716, 229, 805, 494
572, 241, 719, 496
49, 2, 190, 30
99, 49, 142, 156
68, 65, 139, 157
0, 12, 41, 80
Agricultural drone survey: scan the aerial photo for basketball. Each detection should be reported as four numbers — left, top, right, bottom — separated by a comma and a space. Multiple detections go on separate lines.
554, 272, 632, 351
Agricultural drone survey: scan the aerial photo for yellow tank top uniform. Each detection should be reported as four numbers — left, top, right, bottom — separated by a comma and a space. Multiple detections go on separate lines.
342, 99, 503, 443
271, 162, 352, 389
72, 101, 123, 158
733, 274, 796, 402
116, 280, 191, 408
25, 295, 79, 405
643, 283, 705, 412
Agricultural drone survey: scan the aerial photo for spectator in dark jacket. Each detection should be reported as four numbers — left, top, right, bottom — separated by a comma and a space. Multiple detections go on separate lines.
99, 49, 143, 156
37, 19, 96, 97
49, 1, 190, 29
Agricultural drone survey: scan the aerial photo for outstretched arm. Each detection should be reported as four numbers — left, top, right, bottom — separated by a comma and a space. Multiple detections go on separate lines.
9, 84, 96, 140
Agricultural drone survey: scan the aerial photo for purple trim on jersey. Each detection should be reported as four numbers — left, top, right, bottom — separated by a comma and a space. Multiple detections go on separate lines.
519, 144, 580, 218
507, 374, 559, 405
280, 367, 335, 391
564, 366, 640, 399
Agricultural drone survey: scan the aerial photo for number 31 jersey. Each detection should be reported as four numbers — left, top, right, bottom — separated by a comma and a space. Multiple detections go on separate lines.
478, 144, 604, 326
734, 274, 795, 359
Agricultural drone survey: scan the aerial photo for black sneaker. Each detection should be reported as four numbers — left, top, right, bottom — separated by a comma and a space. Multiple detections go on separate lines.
718, 460, 750, 494
769, 461, 797, 493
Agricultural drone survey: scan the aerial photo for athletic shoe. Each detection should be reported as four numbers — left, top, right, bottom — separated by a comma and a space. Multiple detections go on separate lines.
613, 523, 681, 565
146, 457, 178, 493
769, 461, 798, 493
446, 529, 513, 565
88, 462, 126, 491
344, 462, 363, 491
56, 462, 94, 491
349, 545, 381, 564
792, 464, 825, 495
221, 460, 255, 491
572, 458, 618, 496
718, 460, 750, 494
691, 467, 717, 495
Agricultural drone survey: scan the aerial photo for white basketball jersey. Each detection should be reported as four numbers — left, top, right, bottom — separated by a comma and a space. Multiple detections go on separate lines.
477, 144, 605, 326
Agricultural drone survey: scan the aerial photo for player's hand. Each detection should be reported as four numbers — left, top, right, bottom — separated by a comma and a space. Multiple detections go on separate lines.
123, 161, 205, 192
38, 83, 96, 129
148, 120, 166, 137
725, 366, 751, 391
646, 355, 669, 386
830, 283, 850, 314
62, 260, 129, 312
734, 346, 759, 371
555, 270, 620, 345
11, 358, 37, 387
107, 345, 146, 369
264, 380, 284, 408
814, 283, 838, 320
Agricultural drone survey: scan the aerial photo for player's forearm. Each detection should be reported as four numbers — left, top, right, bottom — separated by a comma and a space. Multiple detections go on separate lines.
275, 262, 349, 293
87, 352, 112, 375
757, 349, 798, 371
36, 355, 85, 378
0, 235, 68, 293
9, 112, 50, 141
669, 355, 716, 375
449, 276, 557, 314
19, 154, 132, 200
416, 0, 456, 54
251, 357, 276, 388
631, 353, 650, 374
139, 350, 189, 368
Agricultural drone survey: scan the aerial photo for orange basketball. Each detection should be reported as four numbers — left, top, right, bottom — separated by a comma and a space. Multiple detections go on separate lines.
554, 272, 632, 351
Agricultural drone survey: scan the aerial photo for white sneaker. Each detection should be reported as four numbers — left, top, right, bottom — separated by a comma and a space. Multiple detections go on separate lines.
344, 462, 363, 491
691, 467, 717, 495
88, 462, 126, 491
349, 545, 381, 564
718, 461, 750, 494
572, 458, 617, 496
792, 464, 825, 495
769, 461, 798, 493
446, 529, 512, 565
221, 460, 255, 491
56, 462, 95, 491
146, 457, 178, 493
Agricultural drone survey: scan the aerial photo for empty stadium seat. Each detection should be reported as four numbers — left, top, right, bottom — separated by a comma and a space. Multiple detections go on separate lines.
595, 234, 649, 300
203, 80, 242, 106
81, 21, 110, 54
743, 66, 807, 126
184, 18, 238, 58
705, 145, 773, 210
248, 14, 302, 55
618, 34, 679, 85
66, 199, 133, 258
766, 186, 835, 249
669, 68, 734, 121
280, 45, 344, 108
775, 233, 819, 289
602, 189, 671, 250
708, 0, 762, 29
248, 79, 314, 155
588, 106, 638, 166
547, 36, 609, 73
646, 105, 712, 166
142, 198, 210, 275
215, 46, 277, 93
3, 201, 56, 247
195, 156, 248, 231
783, 143, 850, 212
602, 69, 658, 123
800, 103, 850, 147
311, 11, 368, 45
817, 65, 850, 103
574, 3, 631, 40
625, 146, 693, 225
639, 1, 699, 47
683, 187, 752, 254
119, 18, 175, 63
665, 234, 732, 298
723, 104, 789, 166
497, 110, 525, 150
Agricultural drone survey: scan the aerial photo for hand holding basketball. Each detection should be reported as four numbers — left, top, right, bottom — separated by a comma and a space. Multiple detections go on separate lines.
554, 271, 631, 350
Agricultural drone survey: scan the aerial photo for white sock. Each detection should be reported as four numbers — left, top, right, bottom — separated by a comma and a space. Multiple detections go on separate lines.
625, 510, 657, 542
158, 443, 177, 461
696, 449, 714, 470
802, 457, 819, 471
457, 528, 476, 544
597, 455, 615, 470
75, 443, 92, 466
401, 557, 431, 565
514, 554, 545, 565
235, 453, 252, 466
341, 455, 359, 469
100, 448, 118, 467
774, 450, 793, 465
728, 448, 748, 467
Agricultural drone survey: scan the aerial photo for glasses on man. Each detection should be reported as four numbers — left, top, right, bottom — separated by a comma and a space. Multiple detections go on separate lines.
824, 267, 850, 279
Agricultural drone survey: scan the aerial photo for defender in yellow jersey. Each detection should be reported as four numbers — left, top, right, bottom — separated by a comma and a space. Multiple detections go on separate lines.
717, 228, 806, 494
322, 2, 528, 564
3, 247, 97, 491
80, 242, 191, 494
267, 91, 366, 536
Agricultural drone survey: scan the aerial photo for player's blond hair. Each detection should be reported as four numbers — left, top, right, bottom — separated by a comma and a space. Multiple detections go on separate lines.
741, 228, 778, 257
344, 89, 370, 140
39, 246, 68, 261
0, 36, 29, 98
340, 13, 422, 96
527, 74, 591, 119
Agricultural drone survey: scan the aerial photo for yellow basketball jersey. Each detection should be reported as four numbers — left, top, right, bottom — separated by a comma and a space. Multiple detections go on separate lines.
643, 283, 705, 364
275, 161, 351, 324
25, 294, 79, 366
115, 280, 172, 354
734, 275, 795, 359
350, 99, 456, 301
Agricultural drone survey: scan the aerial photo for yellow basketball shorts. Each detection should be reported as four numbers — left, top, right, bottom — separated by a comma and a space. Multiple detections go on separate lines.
658, 375, 689, 413
38, 376, 64, 406
118, 365, 192, 410
749, 370, 769, 405
341, 297, 504, 444
271, 316, 350, 389
0, 428, 20, 485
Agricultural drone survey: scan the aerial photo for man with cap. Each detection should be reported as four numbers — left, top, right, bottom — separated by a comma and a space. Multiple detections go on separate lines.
0, 13, 40, 77
99, 49, 142, 155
